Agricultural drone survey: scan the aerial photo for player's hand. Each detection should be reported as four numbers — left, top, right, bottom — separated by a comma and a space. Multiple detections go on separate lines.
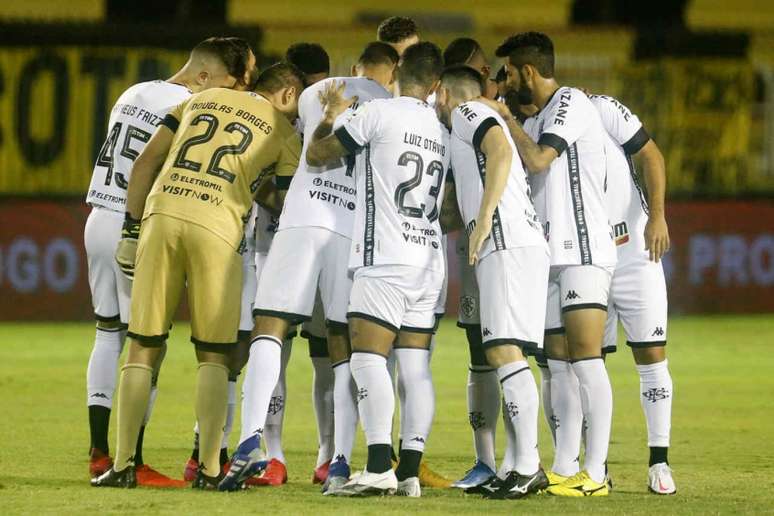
468, 214, 493, 265
319, 80, 358, 121
644, 213, 670, 262
475, 96, 512, 119
115, 214, 141, 279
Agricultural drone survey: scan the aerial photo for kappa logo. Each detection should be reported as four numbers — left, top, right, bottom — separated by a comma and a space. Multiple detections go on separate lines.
357, 387, 368, 401
90, 393, 109, 399
652, 327, 665, 337
468, 411, 485, 430
410, 436, 426, 443
268, 395, 284, 415
565, 290, 581, 301
482, 327, 492, 337
643, 387, 670, 403
505, 401, 519, 419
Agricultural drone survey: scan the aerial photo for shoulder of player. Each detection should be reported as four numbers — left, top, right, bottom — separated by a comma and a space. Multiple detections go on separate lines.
452, 101, 501, 132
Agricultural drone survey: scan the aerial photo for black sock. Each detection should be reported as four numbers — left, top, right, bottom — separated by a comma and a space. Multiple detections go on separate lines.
88, 405, 111, 454
395, 449, 422, 481
219, 447, 229, 466
649, 446, 668, 466
366, 444, 393, 474
134, 426, 146, 466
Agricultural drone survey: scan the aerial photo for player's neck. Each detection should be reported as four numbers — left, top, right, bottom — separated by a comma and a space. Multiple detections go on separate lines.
533, 79, 560, 110
167, 70, 197, 93
398, 84, 430, 102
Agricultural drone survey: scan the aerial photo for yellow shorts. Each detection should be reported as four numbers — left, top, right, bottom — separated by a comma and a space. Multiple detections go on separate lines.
127, 214, 242, 349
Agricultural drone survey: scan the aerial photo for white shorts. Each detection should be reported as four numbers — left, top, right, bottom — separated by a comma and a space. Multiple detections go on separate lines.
84, 206, 132, 324
455, 236, 481, 328
239, 248, 258, 334
253, 227, 352, 325
603, 258, 668, 353
545, 264, 613, 333
477, 247, 550, 353
348, 265, 444, 333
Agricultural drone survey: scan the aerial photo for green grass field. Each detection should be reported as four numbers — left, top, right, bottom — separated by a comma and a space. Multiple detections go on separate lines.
2, 315, 773, 514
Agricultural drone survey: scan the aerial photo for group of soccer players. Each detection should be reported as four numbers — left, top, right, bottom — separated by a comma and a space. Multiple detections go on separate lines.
85, 15, 676, 499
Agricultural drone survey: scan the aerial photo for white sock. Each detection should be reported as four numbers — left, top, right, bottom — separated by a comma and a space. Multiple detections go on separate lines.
497, 361, 540, 475
571, 358, 613, 484
311, 356, 335, 467
86, 327, 125, 408
637, 359, 672, 448
467, 366, 499, 471
538, 364, 557, 446
221, 380, 237, 449
394, 348, 434, 453
264, 339, 291, 463
548, 359, 583, 477
497, 395, 516, 478
238, 336, 282, 446
142, 385, 158, 425
332, 360, 358, 462
350, 352, 393, 446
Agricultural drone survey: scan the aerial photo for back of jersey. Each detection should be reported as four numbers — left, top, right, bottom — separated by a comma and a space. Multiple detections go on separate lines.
86, 80, 191, 212
279, 77, 392, 237
145, 88, 301, 250
337, 96, 450, 272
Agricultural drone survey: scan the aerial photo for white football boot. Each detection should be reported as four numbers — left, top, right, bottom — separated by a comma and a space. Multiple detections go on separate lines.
332, 469, 398, 497
648, 463, 677, 495
396, 476, 421, 497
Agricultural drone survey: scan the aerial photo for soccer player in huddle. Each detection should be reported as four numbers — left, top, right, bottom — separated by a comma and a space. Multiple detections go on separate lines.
305, 41, 448, 497
218, 41, 399, 492
377, 16, 420, 56
437, 65, 550, 499
486, 32, 617, 496
91, 62, 304, 489
589, 94, 676, 494
83, 36, 257, 487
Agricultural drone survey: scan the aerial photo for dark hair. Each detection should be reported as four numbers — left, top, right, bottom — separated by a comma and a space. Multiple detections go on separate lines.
398, 41, 443, 90
495, 65, 507, 83
440, 64, 484, 96
443, 37, 483, 67
253, 62, 305, 94
377, 16, 418, 44
193, 36, 254, 85
285, 42, 330, 75
495, 31, 555, 78
358, 41, 400, 67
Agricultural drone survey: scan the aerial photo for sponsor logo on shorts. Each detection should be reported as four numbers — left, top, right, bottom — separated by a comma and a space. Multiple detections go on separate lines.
90, 392, 109, 399
614, 221, 630, 246
565, 290, 581, 301
482, 327, 492, 337
460, 295, 477, 319
410, 436, 425, 443
505, 401, 519, 419
161, 184, 223, 206
357, 387, 368, 401
652, 326, 665, 337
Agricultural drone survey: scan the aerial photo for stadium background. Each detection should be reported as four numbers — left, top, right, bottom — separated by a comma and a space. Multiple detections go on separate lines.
1, 0, 772, 322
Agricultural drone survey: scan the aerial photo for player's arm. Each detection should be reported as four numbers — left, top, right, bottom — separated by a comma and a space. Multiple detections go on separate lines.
125, 126, 174, 219
469, 126, 512, 264
475, 96, 556, 174
258, 133, 301, 214
634, 139, 670, 262
306, 80, 358, 167
439, 174, 463, 233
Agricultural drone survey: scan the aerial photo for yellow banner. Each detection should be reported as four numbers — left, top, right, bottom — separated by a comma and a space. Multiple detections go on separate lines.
0, 46, 187, 194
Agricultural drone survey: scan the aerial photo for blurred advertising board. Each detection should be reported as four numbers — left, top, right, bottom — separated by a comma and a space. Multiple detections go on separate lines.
0, 199, 771, 321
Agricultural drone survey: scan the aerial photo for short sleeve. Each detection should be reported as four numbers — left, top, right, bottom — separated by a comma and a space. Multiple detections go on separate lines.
275, 132, 301, 189
452, 102, 499, 151
161, 98, 190, 133
591, 95, 649, 154
538, 88, 589, 155
336, 101, 380, 152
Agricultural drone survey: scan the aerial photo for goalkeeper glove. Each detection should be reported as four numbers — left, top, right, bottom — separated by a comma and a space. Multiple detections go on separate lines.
115, 213, 141, 279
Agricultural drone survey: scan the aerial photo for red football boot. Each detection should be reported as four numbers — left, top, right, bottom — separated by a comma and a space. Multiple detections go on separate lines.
136, 464, 188, 488
183, 458, 198, 482
312, 460, 330, 485
89, 448, 113, 478
250, 458, 288, 486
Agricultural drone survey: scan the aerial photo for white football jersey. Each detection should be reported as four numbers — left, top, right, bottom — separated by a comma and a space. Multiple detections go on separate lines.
590, 94, 652, 264
450, 100, 546, 260
86, 80, 192, 212
337, 96, 450, 272
524, 86, 616, 267
278, 77, 392, 237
